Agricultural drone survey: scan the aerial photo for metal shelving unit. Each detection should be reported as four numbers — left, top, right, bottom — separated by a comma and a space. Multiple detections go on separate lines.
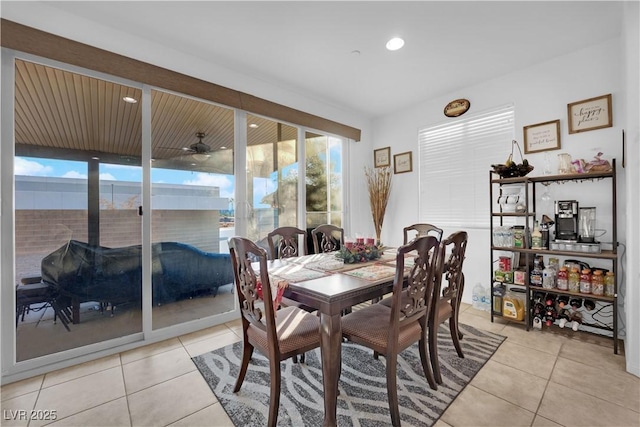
489, 160, 619, 353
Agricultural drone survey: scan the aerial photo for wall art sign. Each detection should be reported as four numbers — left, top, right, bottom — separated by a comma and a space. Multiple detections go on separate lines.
393, 151, 413, 174
443, 99, 470, 117
374, 147, 391, 168
567, 94, 612, 134
523, 119, 561, 154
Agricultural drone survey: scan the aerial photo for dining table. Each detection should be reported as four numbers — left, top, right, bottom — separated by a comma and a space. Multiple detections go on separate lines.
261, 249, 413, 427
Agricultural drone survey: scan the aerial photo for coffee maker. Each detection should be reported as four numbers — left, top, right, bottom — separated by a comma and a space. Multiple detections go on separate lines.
554, 200, 579, 242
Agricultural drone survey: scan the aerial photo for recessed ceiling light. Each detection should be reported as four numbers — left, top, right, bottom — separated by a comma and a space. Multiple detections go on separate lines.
123, 96, 138, 104
249, 123, 259, 128
386, 37, 405, 51
220, 146, 227, 149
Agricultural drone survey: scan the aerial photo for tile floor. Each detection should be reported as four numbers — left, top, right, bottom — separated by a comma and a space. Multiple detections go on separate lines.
2, 303, 638, 427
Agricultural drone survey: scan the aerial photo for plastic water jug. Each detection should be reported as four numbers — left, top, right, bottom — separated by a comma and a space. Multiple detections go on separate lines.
472, 283, 484, 310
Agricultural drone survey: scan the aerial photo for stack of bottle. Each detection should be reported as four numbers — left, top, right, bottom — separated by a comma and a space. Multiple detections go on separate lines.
529, 257, 614, 297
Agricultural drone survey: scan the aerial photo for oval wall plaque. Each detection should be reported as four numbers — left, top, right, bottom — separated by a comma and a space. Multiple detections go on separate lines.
444, 99, 471, 117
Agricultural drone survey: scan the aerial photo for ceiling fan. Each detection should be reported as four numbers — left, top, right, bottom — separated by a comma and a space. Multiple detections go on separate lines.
182, 132, 211, 160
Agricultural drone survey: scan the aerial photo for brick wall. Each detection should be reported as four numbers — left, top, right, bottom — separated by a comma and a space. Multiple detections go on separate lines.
15, 209, 221, 256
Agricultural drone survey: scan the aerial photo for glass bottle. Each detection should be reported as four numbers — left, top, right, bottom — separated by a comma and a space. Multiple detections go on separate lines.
530, 256, 544, 287
531, 220, 542, 249
568, 267, 580, 293
579, 269, 592, 294
542, 262, 556, 289
604, 271, 615, 297
557, 267, 569, 290
591, 270, 604, 296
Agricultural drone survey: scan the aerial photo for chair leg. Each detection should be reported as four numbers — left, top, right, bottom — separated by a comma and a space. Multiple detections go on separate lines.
373, 350, 380, 360
450, 316, 464, 358
299, 352, 305, 363
267, 356, 281, 427
429, 322, 442, 384
385, 352, 401, 427
418, 337, 437, 390
233, 342, 254, 392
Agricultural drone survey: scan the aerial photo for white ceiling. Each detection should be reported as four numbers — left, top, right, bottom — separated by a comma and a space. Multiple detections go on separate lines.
7, 1, 624, 119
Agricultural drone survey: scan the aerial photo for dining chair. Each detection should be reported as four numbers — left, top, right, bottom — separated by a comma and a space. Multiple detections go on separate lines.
341, 235, 440, 426
429, 230, 468, 386
403, 223, 443, 244
311, 224, 344, 253
266, 226, 308, 260
228, 237, 321, 427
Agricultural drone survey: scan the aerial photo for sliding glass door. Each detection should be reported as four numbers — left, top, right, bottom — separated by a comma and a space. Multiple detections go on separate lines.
150, 90, 236, 329
13, 59, 143, 361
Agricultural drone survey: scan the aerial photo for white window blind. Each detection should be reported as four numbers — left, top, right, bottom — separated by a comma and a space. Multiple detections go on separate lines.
418, 105, 514, 228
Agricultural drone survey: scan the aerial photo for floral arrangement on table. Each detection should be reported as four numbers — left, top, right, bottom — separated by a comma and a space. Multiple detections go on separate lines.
365, 165, 392, 245
336, 241, 381, 264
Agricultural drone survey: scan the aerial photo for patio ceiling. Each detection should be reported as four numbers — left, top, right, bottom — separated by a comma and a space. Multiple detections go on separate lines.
14, 59, 299, 171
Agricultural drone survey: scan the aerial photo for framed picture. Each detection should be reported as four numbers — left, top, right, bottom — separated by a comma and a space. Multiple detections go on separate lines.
393, 151, 413, 174
523, 119, 561, 154
567, 93, 612, 134
374, 147, 391, 168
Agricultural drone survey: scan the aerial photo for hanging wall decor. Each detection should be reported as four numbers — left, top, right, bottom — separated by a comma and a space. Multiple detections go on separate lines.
567, 94, 612, 134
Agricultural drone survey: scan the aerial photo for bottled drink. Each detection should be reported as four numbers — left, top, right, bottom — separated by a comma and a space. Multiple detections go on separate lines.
557, 267, 569, 290
531, 221, 542, 249
568, 267, 580, 293
591, 270, 604, 296
530, 256, 543, 287
604, 271, 615, 297
542, 263, 556, 289
579, 269, 592, 294
472, 282, 484, 310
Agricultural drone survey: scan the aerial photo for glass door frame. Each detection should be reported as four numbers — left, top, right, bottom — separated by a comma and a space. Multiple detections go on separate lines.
0, 48, 350, 383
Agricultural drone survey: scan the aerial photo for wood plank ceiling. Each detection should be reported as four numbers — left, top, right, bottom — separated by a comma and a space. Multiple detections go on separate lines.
14, 59, 300, 172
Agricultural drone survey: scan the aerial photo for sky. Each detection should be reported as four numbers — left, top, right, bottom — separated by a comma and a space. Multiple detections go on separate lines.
15, 157, 279, 210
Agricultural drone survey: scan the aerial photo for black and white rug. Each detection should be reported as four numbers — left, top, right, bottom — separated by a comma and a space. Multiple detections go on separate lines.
192, 323, 504, 426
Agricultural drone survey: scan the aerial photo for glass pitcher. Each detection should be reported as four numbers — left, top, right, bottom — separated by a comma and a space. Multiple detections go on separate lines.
557, 153, 572, 174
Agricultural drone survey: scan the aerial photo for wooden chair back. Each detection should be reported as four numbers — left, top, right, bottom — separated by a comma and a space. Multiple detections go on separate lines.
267, 226, 307, 260
403, 223, 444, 244
311, 224, 344, 253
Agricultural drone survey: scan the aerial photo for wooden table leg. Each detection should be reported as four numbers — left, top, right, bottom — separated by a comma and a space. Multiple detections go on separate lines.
320, 312, 342, 427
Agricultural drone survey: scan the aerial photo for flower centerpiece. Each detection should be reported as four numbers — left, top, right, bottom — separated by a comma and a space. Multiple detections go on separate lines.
365, 166, 392, 245
336, 242, 381, 264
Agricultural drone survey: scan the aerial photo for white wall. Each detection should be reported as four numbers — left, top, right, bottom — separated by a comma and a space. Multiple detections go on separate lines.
622, 1, 639, 377
372, 36, 639, 375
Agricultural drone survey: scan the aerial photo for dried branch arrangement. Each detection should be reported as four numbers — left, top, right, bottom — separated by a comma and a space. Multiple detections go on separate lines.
365, 166, 392, 244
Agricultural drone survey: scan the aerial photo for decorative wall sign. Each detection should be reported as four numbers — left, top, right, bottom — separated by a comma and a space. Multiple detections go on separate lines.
374, 147, 391, 168
567, 94, 612, 134
523, 119, 561, 154
444, 99, 470, 117
393, 151, 413, 174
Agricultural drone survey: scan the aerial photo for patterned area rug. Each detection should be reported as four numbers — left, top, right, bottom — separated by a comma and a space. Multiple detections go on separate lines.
192, 323, 504, 426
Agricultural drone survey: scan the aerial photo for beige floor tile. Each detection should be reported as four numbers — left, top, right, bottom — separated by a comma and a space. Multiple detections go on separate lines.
168, 402, 234, 427
183, 330, 241, 358
471, 359, 547, 412
1, 375, 43, 402
490, 340, 557, 379
128, 370, 216, 426
459, 310, 508, 334
42, 354, 120, 388
559, 338, 627, 373
532, 415, 563, 427
30, 367, 125, 427
433, 419, 453, 427
538, 382, 640, 427
500, 325, 564, 355
0, 391, 38, 427
441, 384, 535, 426
120, 337, 182, 365
178, 323, 235, 346
122, 346, 195, 394
552, 357, 640, 412
47, 397, 130, 427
